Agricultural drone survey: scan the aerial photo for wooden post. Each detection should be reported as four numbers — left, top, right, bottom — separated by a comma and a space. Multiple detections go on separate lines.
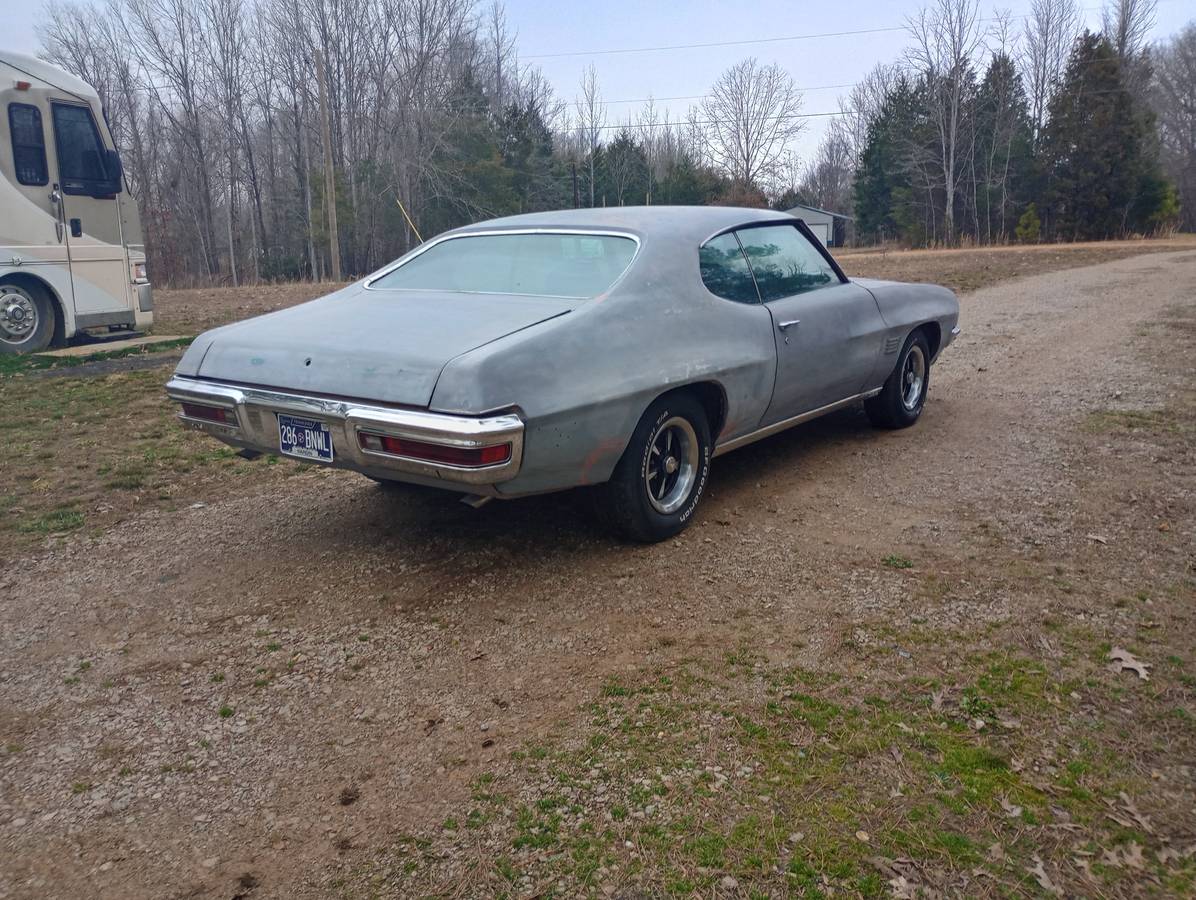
315, 51, 341, 282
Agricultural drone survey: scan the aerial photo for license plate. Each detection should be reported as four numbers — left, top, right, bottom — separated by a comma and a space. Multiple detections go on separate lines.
278, 414, 334, 462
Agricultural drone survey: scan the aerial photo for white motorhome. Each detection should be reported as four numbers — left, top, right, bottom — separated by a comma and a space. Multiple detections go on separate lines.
0, 51, 151, 354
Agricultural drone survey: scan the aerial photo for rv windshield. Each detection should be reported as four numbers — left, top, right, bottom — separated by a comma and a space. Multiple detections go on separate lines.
369, 232, 638, 299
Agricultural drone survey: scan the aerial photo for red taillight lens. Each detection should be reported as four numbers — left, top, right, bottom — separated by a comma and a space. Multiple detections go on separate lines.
181, 402, 233, 424
358, 432, 511, 467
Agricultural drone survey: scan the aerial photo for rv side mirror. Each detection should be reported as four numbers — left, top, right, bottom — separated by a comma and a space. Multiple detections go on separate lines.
89, 148, 124, 196
104, 148, 123, 183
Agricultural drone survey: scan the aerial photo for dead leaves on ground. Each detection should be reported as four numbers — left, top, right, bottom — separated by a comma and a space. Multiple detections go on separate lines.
1028, 856, 1064, 896
1105, 791, 1155, 835
1107, 646, 1151, 681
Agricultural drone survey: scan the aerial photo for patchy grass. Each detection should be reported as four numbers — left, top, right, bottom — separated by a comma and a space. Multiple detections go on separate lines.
1082, 407, 1186, 435
0, 338, 193, 377
0, 361, 315, 555
350, 617, 1195, 897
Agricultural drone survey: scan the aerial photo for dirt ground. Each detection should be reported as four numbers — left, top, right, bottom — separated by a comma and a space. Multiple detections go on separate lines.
2, 245, 1195, 899
151, 282, 348, 335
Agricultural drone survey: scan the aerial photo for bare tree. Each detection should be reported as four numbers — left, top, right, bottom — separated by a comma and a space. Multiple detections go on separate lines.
906, 0, 986, 243
838, 62, 900, 166
637, 98, 671, 204
1152, 23, 1196, 230
484, 1, 516, 113
701, 57, 805, 186
575, 64, 605, 207
799, 125, 854, 214
682, 106, 709, 167
1103, 0, 1158, 98
1103, 0, 1157, 60
1021, 0, 1081, 142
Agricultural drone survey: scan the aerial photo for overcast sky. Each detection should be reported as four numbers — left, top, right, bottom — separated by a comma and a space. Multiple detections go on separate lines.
5, 0, 1192, 161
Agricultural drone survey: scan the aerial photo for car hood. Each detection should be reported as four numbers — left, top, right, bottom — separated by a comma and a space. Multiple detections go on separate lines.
185, 285, 573, 407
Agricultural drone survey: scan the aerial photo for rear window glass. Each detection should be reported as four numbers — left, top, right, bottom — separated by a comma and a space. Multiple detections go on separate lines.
370, 233, 638, 299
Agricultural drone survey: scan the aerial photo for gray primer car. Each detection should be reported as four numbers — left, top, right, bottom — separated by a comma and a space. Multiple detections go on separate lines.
167, 206, 959, 541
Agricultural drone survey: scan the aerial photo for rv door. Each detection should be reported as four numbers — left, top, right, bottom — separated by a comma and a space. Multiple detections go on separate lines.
49, 100, 132, 329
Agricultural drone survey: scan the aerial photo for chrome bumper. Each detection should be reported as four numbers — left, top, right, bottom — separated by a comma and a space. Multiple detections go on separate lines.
165, 376, 524, 486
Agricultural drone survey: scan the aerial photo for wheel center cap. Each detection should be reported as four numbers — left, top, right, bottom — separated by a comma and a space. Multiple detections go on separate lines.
9, 307, 24, 322
664, 456, 678, 474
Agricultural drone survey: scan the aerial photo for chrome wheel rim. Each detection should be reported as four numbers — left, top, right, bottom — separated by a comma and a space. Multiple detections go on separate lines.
646, 416, 699, 515
0, 289, 37, 345
901, 345, 926, 411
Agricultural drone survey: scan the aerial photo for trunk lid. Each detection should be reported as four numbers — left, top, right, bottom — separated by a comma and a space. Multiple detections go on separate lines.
196, 286, 573, 407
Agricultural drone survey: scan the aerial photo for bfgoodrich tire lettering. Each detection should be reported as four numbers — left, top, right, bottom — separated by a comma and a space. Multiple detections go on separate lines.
599, 393, 711, 542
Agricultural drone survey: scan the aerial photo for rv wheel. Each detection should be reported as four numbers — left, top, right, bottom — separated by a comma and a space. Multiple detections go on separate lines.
0, 283, 56, 354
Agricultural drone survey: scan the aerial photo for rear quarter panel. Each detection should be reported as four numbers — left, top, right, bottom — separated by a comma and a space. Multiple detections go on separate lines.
430, 239, 778, 496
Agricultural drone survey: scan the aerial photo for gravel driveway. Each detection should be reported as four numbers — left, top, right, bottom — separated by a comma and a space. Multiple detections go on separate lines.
2, 250, 1194, 898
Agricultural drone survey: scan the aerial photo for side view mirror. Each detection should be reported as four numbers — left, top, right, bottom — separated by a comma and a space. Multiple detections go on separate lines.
87, 149, 124, 197
104, 148, 123, 183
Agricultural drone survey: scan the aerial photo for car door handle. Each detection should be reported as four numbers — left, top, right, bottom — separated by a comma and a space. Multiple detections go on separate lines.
777, 319, 801, 330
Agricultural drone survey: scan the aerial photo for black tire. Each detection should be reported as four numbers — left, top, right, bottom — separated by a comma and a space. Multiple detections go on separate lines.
865, 330, 931, 429
597, 392, 712, 543
0, 282, 57, 355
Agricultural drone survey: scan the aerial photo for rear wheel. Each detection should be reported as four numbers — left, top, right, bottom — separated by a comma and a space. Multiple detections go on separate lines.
597, 393, 711, 542
0, 283, 56, 355
865, 330, 930, 429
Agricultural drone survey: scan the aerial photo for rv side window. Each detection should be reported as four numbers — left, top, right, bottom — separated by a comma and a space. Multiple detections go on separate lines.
50, 103, 109, 194
7, 103, 48, 186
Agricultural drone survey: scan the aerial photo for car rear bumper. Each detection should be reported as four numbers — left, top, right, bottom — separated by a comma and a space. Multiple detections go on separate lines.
165, 376, 524, 486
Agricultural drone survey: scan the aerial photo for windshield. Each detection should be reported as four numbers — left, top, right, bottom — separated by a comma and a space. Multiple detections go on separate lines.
369, 232, 638, 299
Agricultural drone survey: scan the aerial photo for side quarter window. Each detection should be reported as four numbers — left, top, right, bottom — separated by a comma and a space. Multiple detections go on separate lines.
735, 224, 841, 301
698, 232, 760, 304
7, 103, 48, 186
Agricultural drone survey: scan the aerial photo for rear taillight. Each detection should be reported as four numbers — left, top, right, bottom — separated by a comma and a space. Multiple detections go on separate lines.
358, 432, 511, 467
181, 402, 234, 425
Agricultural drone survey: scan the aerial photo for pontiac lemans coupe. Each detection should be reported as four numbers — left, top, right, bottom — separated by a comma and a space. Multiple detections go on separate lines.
167, 207, 959, 541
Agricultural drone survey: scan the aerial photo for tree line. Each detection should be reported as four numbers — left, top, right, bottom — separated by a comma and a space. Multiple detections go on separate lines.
37, 0, 1195, 286
851, 0, 1184, 246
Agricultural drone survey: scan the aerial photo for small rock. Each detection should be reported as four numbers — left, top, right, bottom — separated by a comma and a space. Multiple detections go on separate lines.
201, 857, 219, 869
721, 875, 738, 890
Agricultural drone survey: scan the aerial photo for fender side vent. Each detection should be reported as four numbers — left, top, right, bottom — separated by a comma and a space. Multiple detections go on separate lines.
884, 336, 901, 354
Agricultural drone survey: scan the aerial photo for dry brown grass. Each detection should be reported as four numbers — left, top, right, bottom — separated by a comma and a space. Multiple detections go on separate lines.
837, 235, 1196, 294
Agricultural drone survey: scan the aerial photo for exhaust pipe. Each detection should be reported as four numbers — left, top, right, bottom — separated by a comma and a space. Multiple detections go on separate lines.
459, 493, 493, 509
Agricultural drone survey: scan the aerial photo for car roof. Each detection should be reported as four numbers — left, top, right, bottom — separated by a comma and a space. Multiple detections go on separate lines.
452, 206, 799, 245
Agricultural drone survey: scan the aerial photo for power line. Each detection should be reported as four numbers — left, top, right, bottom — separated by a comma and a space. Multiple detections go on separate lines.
519, 2, 1164, 61
592, 85, 1146, 133
523, 25, 908, 60
602, 82, 858, 107
597, 110, 844, 133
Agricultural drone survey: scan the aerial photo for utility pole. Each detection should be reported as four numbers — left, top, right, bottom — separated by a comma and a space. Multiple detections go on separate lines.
571, 162, 579, 209
315, 50, 342, 282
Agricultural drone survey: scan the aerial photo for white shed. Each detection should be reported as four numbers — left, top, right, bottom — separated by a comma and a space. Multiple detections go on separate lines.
784, 203, 852, 247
